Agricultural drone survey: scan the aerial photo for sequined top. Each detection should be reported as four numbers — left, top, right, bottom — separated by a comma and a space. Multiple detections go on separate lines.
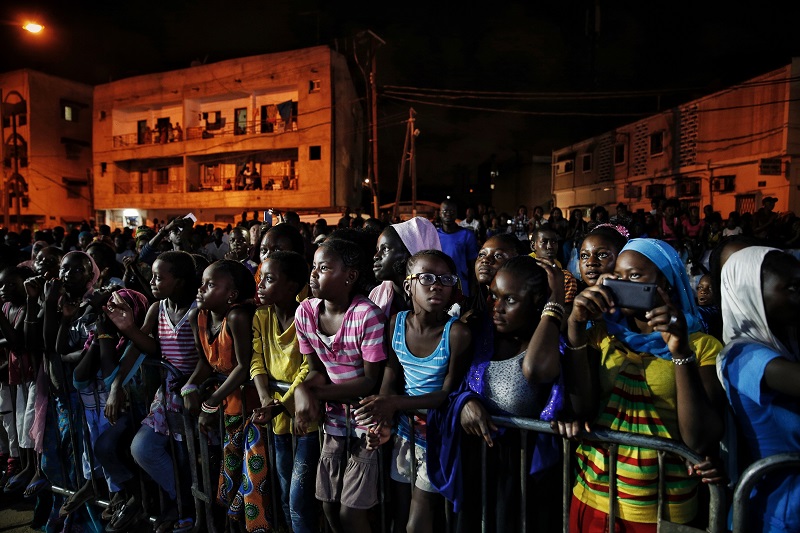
481, 351, 540, 417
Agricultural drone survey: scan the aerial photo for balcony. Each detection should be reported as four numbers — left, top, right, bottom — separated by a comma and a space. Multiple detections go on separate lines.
112, 117, 298, 149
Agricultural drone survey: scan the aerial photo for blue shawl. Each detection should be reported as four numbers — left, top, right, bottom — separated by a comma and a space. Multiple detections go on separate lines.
604, 238, 701, 359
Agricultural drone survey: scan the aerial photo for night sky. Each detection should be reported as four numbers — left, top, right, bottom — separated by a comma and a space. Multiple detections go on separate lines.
3, 1, 800, 207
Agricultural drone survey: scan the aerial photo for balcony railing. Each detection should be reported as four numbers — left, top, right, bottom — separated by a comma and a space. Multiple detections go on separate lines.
112, 118, 298, 149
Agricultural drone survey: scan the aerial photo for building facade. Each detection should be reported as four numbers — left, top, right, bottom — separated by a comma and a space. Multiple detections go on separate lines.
551, 59, 800, 218
93, 45, 364, 228
1, 70, 93, 230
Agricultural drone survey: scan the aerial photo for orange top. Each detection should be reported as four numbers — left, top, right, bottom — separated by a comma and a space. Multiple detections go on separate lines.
198, 307, 256, 416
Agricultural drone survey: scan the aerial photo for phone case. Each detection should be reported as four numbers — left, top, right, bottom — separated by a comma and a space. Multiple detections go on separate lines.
602, 278, 658, 310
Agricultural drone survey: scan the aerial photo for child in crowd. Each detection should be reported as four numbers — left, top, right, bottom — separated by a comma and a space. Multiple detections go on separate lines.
41, 251, 100, 530
293, 238, 387, 533
184, 260, 257, 526
103, 250, 201, 532
0, 266, 36, 493
369, 216, 441, 318
695, 273, 722, 341
248, 251, 318, 532
718, 247, 800, 533
357, 250, 472, 533
226, 226, 259, 275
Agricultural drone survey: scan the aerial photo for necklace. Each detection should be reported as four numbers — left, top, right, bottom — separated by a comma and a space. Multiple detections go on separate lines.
209, 321, 223, 337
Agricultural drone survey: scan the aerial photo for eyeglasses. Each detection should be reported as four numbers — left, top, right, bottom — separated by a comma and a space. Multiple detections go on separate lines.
405, 273, 459, 287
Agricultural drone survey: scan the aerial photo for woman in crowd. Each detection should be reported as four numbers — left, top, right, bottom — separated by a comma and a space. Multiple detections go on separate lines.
428, 255, 566, 532
718, 247, 800, 533
369, 216, 441, 318
564, 238, 725, 531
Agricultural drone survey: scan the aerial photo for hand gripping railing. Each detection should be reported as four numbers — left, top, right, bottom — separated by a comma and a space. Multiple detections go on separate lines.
489, 415, 727, 533
730, 452, 800, 532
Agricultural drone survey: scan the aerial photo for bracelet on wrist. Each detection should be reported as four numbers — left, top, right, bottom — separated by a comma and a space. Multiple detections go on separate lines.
543, 301, 565, 316
541, 310, 563, 324
671, 353, 697, 365
201, 401, 220, 414
97, 333, 114, 340
180, 384, 199, 397
565, 342, 588, 351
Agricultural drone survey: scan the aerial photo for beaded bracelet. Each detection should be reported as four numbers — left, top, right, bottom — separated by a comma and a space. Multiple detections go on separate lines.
180, 384, 199, 397
672, 353, 697, 366
543, 301, 565, 316
97, 333, 114, 340
565, 342, 588, 351
201, 401, 219, 414
541, 310, 562, 324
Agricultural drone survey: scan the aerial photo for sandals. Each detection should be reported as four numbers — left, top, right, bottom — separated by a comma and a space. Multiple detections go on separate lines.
105, 503, 145, 533
59, 487, 95, 517
153, 506, 178, 533
23, 477, 52, 499
4, 469, 34, 494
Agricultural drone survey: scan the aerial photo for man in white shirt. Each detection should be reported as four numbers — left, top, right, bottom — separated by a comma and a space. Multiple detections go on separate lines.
204, 228, 229, 261
458, 206, 481, 237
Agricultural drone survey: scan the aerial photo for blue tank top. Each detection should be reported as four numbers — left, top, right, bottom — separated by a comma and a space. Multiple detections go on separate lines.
393, 311, 455, 446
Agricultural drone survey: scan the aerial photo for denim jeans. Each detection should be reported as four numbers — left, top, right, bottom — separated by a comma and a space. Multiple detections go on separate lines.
130, 425, 188, 501
273, 432, 320, 533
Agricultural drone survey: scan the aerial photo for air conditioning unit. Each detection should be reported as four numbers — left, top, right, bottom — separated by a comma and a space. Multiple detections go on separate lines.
623, 185, 642, 199
645, 184, 666, 199
554, 160, 574, 175
677, 180, 701, 197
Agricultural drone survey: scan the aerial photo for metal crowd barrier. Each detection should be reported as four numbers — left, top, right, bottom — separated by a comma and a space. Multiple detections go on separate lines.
42, 362, 796, 533
730, 452, 800, 532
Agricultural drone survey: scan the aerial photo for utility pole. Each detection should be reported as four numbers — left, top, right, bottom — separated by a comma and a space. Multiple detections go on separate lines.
0, 89, 7, 229
354, 30, 385, 219
392, 108, 417, 220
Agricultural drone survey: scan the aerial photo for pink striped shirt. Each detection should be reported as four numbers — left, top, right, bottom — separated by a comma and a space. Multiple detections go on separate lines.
295, 294, 386, 436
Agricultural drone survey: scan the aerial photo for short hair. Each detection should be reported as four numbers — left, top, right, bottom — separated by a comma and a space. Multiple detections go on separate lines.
263, 223, 306, 256
207, 259, 257, 302
265, 250, 309, 288
481, 233, 526, 255
406, 249, 457, 277
156, 251, 202, 293
317, 237, 370, 295
496, 255, 548, 311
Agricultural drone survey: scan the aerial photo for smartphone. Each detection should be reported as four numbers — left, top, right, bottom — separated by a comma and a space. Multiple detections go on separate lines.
602, 278, 659, 311
263, 209, 273, 225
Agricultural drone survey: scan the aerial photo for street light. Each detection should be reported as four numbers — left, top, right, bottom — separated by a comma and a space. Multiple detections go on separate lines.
22, 22, 44, 34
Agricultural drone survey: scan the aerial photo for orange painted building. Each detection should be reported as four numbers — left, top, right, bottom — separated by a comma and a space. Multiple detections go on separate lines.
93, 45, 364, 228
552, 58, 800, 219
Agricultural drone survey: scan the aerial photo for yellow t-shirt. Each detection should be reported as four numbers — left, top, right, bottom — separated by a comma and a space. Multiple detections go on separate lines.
250, 285, 317, 435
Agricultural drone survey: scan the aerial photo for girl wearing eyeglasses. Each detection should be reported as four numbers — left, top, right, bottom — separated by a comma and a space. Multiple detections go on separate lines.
356, 249, 472, 533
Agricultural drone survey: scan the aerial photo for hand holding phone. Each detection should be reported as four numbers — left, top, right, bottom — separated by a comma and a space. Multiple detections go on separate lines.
602, 278, 658, 311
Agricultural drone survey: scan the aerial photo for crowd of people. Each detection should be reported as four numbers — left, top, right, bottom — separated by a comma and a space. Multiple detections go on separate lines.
0, 196, 797, 533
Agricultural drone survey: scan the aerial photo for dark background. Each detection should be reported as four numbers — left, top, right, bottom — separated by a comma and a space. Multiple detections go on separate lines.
3, 1, 800, 209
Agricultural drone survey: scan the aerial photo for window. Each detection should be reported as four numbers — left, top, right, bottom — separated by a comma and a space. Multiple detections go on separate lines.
234, 107, 247, 135
614, 143, 626, 165
649, 131, 664, 155
309, 146, 321, 160
60, 100, 86, 122
713, 175, 735, 192
155, 168, 169, 185
309, 80, 321, 93
582, 154, 592, 172
63, 178, 87, 199
17, 114, 27, 126
759, 158, 782, 175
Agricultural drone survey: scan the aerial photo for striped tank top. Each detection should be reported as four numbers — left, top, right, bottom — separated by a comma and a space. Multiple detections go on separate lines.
158, 299, 199, 377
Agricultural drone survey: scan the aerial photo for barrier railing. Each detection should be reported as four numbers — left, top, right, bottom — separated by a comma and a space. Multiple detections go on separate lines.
730, 452, 800, 532
40, 365, 793, 533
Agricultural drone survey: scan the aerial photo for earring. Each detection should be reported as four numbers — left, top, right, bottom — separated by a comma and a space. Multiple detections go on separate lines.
227, 298, 233, 304
345, 281, 349, 285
